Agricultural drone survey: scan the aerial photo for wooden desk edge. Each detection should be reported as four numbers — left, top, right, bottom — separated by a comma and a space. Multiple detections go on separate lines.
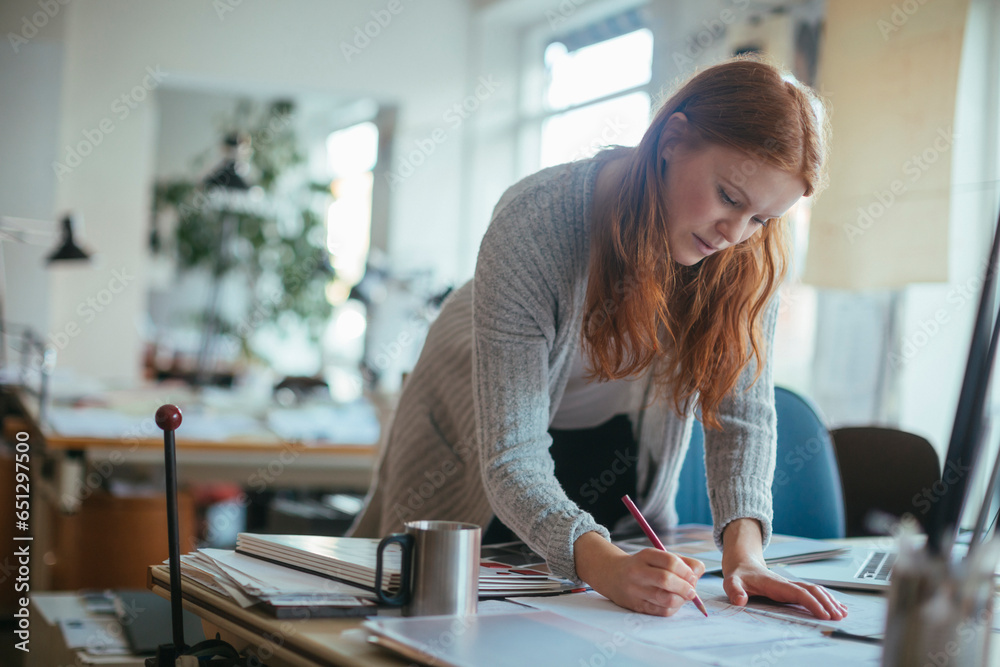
146, 565, 403, 667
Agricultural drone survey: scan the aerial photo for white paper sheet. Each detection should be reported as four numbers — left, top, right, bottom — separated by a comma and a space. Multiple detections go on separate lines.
509, 574, 891, 666
691, 630, 882, 667
508, 587, 795, 652
699, 570, 888, 638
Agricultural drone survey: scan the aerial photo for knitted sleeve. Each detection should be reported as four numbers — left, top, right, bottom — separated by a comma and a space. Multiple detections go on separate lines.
471, 188, 608, 583
703, 295, 780, 551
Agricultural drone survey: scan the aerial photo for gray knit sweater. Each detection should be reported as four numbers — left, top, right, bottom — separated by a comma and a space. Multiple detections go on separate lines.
351, 157, 778, 582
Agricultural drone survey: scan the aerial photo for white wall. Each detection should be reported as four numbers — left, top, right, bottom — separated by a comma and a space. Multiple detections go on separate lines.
896, 0, 1000, 453
0, 0, 67, 346
22, 0, 472, 382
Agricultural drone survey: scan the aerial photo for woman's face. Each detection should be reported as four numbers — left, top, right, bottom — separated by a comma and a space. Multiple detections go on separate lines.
660, 138, 807, 266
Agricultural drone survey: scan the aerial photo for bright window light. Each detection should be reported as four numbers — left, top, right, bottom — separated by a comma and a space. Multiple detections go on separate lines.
325, 121, 379, 304
544, 29, 653, 110
333, 303, 367, 340
326, 121, 378, 178
540, 91, 650, 168
326, 171, 374, 292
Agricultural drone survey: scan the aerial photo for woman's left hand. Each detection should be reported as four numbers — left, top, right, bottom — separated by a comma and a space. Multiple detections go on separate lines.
721, 518, 847, 621
723, 555, 847, 621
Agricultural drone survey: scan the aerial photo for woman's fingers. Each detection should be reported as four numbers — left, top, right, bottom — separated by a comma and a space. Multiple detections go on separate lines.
640, 549, 702, 583
642, 567, 699, 599
678, 555, 707, 579
723, 574, 749, 607
784, 581, 847, 620
634, 551, 702, 599
804, 582, 848, 620
723, 564, 850, 621
778, 582, 831, 619
607, 549, 704, 616
757, 578, 846, 621
636, 596, 684, 617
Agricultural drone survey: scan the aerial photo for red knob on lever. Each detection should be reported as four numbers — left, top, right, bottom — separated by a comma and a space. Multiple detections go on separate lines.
155, 404, 183, 432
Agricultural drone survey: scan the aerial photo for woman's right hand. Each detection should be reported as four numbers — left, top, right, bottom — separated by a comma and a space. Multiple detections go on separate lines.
574, 531, 705, 617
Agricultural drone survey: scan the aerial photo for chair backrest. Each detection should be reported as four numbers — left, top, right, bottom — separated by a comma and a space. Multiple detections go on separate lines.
675, 386, 847, 539
829, 426, 940, 537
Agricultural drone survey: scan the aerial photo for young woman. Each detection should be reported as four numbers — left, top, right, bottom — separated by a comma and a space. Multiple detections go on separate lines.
352, 57, 846, 621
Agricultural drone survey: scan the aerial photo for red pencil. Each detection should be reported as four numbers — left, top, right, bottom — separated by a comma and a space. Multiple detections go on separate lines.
621, 494, 709, 618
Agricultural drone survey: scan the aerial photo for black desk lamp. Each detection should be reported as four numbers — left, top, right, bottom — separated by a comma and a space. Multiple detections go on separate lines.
0, 212, 92, 400
46, 214, 92, 262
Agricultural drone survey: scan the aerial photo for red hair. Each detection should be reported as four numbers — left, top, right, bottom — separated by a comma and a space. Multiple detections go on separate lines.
583, 57, 829, 429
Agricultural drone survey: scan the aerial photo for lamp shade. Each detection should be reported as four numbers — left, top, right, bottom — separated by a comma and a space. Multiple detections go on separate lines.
46, 215, 91, 263
202, 159, 250, 191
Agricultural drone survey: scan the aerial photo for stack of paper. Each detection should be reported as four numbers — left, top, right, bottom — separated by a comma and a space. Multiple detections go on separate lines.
173, 548, 376, 617
477, 561, 580, 596
236, 533, 579, 597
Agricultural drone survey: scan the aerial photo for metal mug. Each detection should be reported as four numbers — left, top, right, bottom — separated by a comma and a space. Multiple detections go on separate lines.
375, 520, 480, 616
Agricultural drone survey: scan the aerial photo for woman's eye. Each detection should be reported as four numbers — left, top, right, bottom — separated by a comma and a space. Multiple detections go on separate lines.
718, 186, 738, 207
753, 217, 769, 227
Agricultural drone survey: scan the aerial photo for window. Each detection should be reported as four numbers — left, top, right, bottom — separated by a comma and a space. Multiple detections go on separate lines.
324, 121, 379, 401
325, 121, 378, 300
537, 24, 653, 168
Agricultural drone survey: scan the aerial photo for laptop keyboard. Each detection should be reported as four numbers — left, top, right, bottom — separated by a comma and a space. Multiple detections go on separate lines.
854, 551, 896, 582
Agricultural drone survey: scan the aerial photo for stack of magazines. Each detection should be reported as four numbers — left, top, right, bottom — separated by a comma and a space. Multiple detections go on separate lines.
235, 533, 580, 597
173, 547, 376, 618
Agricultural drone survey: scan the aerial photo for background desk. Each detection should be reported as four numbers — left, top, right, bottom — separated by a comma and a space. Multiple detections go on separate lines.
9, 385, 381, 493
25, 592, 147, 667
4, 385, 383, 592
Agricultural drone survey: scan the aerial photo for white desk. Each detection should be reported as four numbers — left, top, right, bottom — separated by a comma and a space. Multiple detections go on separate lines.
27, 593, 146, 667
147, 540, 1000, 667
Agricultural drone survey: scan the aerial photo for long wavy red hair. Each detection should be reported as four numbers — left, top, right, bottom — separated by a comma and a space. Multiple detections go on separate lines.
582, 57, 829, 429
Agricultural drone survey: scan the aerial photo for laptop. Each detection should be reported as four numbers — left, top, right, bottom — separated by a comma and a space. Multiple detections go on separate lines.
786, 203, 1000, 591
781, 546, 899, 591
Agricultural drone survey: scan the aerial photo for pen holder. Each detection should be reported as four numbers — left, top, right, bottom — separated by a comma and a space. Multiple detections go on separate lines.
881, 539, 997, 667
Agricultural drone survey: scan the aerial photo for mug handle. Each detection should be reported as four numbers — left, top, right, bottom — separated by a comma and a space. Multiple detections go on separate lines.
375, 533, 414, 606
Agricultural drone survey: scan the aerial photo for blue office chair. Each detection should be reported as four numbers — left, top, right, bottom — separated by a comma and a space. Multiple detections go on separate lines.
675, 386, 847, 539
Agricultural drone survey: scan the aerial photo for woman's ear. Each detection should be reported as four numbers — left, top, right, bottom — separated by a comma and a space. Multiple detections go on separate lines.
658, 112, 689, 163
